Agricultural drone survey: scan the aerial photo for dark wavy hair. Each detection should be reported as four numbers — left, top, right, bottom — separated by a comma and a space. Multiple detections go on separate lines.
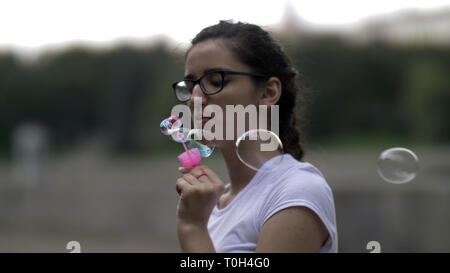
187, 20, 306, 161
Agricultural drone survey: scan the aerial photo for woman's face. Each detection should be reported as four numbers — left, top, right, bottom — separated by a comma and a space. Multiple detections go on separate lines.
185, 39, 262, 147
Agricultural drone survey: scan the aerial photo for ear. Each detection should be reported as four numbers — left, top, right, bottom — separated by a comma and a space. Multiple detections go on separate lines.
258, 77, 282, 106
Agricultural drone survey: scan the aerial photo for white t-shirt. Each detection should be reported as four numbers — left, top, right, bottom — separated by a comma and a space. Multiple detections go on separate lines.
207, 153, 338, 253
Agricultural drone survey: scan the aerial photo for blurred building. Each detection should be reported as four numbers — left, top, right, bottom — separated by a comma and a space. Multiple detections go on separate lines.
274, 3, 450, 45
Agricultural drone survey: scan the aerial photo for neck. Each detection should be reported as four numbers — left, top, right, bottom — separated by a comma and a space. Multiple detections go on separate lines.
218, 141, 257, 196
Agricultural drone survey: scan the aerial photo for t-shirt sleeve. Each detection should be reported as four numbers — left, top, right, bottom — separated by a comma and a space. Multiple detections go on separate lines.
256, 167, 338, 252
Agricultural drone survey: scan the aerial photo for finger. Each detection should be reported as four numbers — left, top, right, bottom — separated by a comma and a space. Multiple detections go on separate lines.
183, 173, 202, 185
198, 165, 223, 186
196, 173, 209, 183
178, 166, 192, 174
177, 176, 194, 186
188, 168, 210, 183
175, 178, 192, 196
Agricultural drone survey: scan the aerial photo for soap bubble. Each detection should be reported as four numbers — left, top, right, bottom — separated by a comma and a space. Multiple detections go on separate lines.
171, 127, 190, 143
160, 116, 182, 136
160, 115, 216, 159
236, 129, 284, 172
377, 147, 419, 184
160, 120, 174, 136
186, 129, 214, 158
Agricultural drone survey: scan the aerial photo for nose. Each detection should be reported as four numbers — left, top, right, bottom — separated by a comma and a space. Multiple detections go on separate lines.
188, 82, 206, 107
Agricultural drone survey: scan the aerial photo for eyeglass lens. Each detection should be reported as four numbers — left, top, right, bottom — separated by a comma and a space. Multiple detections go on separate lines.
175, 72, 223, 101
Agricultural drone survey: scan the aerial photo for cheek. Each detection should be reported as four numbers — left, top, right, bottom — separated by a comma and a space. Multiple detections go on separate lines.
203, 81, 260, 137
214, 97, 261, 140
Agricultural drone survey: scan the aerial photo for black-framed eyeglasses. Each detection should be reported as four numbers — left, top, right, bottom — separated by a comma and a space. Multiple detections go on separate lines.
172, 70, 269, 102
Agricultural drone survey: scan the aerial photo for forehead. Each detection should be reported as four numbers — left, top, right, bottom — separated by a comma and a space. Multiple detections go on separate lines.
185, 39, 248, 77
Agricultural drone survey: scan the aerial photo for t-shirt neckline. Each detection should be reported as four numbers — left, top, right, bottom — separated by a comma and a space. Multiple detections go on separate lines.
213, 153, 293, 214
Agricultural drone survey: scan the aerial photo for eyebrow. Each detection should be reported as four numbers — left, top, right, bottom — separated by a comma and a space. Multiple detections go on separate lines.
184, 67, 230, 80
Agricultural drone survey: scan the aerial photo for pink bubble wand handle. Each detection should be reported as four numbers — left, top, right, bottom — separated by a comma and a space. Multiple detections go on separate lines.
178, 139, 201, 168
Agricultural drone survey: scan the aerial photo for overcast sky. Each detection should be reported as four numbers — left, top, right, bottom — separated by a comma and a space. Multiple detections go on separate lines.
1, 0, 449, 52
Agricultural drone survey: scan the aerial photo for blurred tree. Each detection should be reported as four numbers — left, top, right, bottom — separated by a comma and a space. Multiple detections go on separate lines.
402, 57, 450, 142
0, 36, 449, 158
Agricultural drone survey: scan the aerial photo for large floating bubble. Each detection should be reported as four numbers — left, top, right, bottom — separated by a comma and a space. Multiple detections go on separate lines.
236, 129, 284, 172
377, 147, 419, 184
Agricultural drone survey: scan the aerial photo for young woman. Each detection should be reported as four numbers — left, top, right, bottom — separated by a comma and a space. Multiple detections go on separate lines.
173, 21, 337, 253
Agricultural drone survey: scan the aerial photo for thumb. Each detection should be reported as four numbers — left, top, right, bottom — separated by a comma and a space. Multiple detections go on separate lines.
178, 166, 192, 174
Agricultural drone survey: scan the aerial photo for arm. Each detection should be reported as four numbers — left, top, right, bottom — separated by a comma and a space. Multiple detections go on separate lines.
255, 206, 329, 253
177, 221, 216, 253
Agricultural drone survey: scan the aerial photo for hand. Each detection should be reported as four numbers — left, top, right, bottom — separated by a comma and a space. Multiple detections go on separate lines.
175, 165, 225, 228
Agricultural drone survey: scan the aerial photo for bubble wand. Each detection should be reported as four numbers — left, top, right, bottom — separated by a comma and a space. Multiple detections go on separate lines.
177, 135, 201, 168
160, 115, 214, 168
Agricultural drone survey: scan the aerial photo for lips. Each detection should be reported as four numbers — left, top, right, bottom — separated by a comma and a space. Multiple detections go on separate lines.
193, 115, 210, 126
202, 117, 210, 126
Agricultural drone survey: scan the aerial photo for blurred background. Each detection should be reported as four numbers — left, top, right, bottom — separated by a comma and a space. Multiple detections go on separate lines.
0, 0, 449, 252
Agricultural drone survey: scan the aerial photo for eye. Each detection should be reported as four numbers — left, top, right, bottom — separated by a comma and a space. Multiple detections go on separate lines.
205, 73, 222, 85
210, 80, 221, 87
202, 72, 223, 91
